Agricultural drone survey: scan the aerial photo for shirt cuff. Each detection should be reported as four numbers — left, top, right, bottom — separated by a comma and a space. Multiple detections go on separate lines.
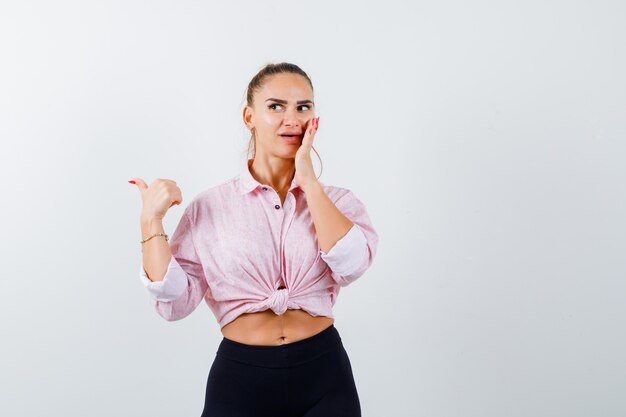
139, 256, 188, 302
319, 224, 368, 276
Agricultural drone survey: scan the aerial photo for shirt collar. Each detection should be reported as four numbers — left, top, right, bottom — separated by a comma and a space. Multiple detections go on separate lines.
238, 158, 301, 195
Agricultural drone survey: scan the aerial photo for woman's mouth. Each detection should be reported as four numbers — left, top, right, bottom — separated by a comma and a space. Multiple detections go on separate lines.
280, 134, 303, 143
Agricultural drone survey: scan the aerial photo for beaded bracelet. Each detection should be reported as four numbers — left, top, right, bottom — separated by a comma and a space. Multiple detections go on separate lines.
140, 232, 169, 244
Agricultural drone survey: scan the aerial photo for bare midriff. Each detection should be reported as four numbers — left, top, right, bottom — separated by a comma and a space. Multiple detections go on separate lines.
220, 308, 335, 346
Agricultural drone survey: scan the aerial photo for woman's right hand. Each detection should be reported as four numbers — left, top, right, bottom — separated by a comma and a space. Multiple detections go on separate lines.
130, 178, 183, 221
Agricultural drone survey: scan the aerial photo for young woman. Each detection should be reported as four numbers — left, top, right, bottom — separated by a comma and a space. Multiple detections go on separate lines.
131, 62, 379, 417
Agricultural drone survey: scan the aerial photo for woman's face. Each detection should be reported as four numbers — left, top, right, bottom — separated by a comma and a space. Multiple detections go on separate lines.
244, 73, 315, 158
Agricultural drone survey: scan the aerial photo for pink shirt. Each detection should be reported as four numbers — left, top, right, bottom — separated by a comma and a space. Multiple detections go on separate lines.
139, 158, 379, 329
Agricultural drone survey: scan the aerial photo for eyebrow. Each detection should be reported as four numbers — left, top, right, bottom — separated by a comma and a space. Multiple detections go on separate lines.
265, 98, 314, 105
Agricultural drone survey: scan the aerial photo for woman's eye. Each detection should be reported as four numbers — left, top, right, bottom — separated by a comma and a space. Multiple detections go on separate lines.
268, 103, 311, 111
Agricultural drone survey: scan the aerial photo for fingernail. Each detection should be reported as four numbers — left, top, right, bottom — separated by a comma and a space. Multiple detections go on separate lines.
315, 117, 320, 129
128, 180, 136, 184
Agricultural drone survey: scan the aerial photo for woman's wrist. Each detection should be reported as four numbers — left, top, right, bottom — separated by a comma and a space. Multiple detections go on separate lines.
140, 215, 165, 235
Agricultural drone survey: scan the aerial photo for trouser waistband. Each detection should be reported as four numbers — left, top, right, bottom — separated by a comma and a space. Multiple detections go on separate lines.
216, 324, 343, 369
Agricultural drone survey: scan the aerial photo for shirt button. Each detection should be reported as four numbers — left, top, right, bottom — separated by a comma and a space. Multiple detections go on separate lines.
262, 187, 268, 191
274, 204, 280, 210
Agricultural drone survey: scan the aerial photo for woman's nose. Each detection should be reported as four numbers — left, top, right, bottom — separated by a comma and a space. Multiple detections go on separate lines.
283, 111, 303, 127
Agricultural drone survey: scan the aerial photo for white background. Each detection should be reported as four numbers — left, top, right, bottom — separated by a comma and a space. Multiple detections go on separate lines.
1, 1, 625, 416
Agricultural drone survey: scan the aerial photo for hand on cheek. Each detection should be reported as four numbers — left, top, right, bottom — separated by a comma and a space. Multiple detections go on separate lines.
294, 116, 320, 190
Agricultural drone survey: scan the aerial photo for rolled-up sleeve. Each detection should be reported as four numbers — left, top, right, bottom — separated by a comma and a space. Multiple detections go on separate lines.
320, 189, 379, 287
139, 203, 210, 321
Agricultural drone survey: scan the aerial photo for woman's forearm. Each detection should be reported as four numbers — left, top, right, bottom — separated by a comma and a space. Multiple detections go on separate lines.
302, 181, 354, 254
140, 216, 172, 282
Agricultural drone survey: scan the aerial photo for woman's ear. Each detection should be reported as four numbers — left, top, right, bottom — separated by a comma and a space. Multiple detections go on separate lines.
242, 105, 254, 130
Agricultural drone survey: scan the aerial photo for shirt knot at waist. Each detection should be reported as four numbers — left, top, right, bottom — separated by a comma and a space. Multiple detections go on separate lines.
266, 287, 289, 315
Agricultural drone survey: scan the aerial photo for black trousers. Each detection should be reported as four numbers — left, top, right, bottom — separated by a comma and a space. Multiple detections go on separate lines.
201, 324, 361, 417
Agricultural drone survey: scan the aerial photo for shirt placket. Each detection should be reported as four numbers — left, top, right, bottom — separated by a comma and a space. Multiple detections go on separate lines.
263, 186, 297, 291
279, 194, 297, 290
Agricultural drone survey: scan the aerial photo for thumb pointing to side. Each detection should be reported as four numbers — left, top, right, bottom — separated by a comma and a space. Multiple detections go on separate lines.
129, 178, 148, 193
129, 177, 152, 218
130, 177, 183, 221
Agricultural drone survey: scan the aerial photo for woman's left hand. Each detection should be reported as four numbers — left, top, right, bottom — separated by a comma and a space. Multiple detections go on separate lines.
294, 116, 320, 191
